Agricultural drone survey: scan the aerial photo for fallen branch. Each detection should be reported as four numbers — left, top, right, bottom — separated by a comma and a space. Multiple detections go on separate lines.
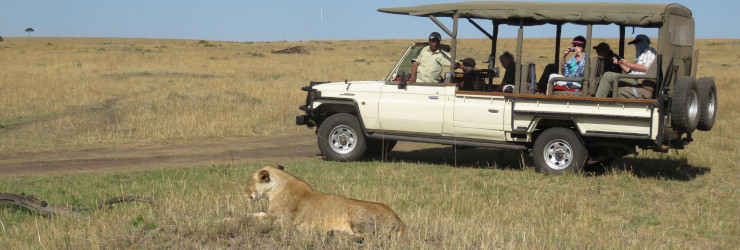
0, 193, 154, 217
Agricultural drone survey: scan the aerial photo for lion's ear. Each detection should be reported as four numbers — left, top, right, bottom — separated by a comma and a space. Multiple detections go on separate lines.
277, 165, 285, 171
258, 170, 271, 183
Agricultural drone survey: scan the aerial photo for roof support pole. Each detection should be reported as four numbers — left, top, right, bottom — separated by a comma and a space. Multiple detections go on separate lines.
583, 24, 593, 96
619, 25, 626, 58
555, 23, 562, 67
429, 15, 454, 38
514, 20, 523, 93
491, 20, 499, 66
467, 18, 494, 39
449, 12, 459, 77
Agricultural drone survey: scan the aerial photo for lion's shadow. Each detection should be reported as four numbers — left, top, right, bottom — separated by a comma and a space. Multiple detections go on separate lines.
368, 146, 710, 181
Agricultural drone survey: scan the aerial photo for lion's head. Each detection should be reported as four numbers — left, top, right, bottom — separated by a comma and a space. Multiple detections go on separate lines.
246, 165, 284, 200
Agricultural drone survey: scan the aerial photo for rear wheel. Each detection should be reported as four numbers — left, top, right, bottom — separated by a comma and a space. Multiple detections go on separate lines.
696, 77, 717, 131
671, 76, 700, 133
532, 128, 587, 175
317, 113, 367, 161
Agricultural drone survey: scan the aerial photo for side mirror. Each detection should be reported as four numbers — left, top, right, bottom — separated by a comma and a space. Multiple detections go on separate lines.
397, 71, 407, 89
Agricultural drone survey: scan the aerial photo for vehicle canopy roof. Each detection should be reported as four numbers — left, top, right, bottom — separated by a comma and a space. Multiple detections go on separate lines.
378, 1, 692, 27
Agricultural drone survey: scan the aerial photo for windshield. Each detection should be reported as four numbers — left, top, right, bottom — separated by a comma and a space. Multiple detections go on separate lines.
386, 43, 424, 81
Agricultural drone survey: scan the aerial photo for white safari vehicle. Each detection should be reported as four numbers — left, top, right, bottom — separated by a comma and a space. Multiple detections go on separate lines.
295, 2, 717, 174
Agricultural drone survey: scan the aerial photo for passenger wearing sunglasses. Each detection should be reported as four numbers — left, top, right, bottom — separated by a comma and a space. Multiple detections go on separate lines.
550, 36, 587, 90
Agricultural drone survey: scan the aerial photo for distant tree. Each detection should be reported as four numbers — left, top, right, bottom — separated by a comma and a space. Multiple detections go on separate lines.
25, 27, 34, 37
0, 35, 3, 42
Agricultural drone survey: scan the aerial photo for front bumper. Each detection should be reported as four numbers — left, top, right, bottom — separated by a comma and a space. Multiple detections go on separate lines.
295, 81, 325, 127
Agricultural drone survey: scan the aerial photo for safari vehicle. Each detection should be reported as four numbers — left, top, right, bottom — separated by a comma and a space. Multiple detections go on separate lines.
295, 2, 717, 174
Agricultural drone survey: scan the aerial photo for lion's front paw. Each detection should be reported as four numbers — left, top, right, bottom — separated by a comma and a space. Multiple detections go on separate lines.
249, 212, 267, 218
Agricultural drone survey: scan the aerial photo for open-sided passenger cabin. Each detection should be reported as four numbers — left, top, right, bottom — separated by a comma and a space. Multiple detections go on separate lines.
380, 2, 696, 102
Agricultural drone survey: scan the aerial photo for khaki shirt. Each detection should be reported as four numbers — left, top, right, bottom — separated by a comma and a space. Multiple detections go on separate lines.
413, 46, 452, 83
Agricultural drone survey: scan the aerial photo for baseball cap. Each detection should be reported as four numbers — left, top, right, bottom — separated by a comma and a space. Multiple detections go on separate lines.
429, 32, 441, 41
460, 58, 476, 67
593, 42, 611, 51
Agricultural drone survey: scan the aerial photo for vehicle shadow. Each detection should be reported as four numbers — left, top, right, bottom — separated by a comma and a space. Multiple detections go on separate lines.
585, 157, 711, 181
372, 147, 527, 170
367, 146, 711, 181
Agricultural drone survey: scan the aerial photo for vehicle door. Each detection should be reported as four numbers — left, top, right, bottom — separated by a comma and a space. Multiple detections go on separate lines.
450, 92, 507, 141
378, 82, 446, 135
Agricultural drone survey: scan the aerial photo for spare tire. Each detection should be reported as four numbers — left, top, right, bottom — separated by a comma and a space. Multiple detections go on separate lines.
671, 76, 700, 133
696, 77, 717, 131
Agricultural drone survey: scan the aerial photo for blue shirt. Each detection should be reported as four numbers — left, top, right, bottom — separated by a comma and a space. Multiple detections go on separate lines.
562, 55, 586, 88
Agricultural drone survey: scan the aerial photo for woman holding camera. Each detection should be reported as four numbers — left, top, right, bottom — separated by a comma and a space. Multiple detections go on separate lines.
549, 35, 587, 90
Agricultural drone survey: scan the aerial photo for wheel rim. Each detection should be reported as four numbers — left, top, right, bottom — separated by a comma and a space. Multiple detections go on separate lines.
687, 90, 699, 121
328, 125, 357, 154
706, 91, 716, 119
543, 139, 573, 170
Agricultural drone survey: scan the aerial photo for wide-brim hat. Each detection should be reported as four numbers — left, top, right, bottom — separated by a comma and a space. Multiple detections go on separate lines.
628, 34, 651, 45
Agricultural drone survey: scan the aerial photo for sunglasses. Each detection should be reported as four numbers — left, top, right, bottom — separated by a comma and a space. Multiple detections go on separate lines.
572, 44, 584, 48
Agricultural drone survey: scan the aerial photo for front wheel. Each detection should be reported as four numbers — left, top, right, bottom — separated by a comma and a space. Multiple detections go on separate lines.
317, 113, 367, 161
532, 128, 587, 175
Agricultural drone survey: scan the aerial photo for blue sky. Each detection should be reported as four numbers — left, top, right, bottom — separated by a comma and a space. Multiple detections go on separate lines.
1, 0, 737, 42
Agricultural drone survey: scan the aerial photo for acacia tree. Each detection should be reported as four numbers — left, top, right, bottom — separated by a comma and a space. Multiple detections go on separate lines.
25, 27, 34, 37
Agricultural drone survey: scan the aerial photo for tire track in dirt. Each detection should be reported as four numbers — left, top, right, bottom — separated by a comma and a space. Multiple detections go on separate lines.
0, 134, 320, 177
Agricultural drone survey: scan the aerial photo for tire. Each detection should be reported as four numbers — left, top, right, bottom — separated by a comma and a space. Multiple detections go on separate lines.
696, 77, 717, 131
532, 128, 587, 175
365, 139, 397, 157
317, 113, 367, 161
670, 76, 700, 133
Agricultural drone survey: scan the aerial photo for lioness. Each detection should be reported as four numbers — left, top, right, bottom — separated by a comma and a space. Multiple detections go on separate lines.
246, 165, 405, 239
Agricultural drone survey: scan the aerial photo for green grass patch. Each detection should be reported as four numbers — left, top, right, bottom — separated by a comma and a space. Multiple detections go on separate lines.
1, 158, 737, 248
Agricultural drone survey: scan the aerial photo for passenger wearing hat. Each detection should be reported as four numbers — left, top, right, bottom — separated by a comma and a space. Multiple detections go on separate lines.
456, 58, 479, 91
594, 34, 657, 98
549, 35, 587, 90
410, 32, 452, 83
592, 42, 621, 75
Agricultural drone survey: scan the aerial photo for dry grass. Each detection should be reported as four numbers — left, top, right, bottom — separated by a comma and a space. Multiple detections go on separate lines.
1, 37, 737, 153
1, 37, 739, 248
0, 38, 409, 152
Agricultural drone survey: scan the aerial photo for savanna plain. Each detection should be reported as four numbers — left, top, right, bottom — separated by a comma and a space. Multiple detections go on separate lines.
0, 37, 738, 248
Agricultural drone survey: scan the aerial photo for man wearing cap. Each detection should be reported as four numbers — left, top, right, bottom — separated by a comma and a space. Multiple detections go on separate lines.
457, 58, 478, 91
594, 34, 657, 98
410, 32, 452, 83
592, 42, 621, 75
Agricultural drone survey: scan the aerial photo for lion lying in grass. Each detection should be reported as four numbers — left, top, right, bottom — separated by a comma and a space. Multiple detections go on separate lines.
246, 165, 405, 239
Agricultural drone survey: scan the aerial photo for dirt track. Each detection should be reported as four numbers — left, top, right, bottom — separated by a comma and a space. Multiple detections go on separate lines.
0, 134, 321, 177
